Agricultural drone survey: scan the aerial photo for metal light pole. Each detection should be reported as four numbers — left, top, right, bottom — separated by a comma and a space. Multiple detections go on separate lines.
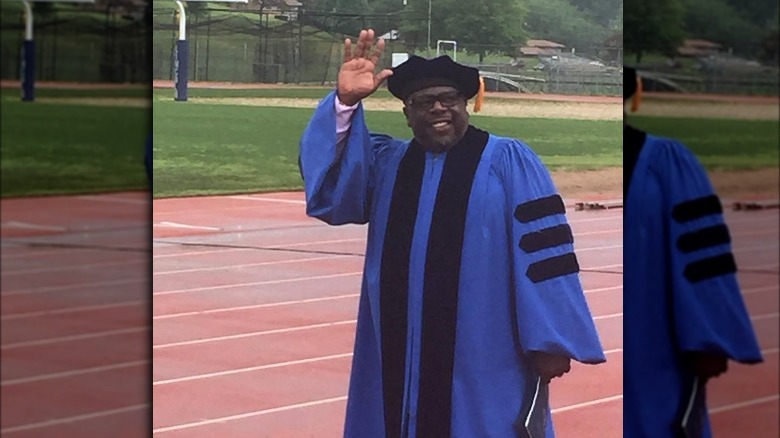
426, 0, 431, 58
402, 0, 431, 58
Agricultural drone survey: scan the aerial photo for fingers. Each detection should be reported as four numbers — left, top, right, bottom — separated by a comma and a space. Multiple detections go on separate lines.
369, 38, 385, 65
374, 69, 393, 86
344, 29, 387, 73
362, 29, 375, 58
355, 29, 369, 59
354, 29, 379, 60
343, 38, 353, 63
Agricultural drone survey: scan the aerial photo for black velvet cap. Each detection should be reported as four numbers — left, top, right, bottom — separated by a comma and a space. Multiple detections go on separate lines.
387, 55, 480, 101
624, 66, 636, 100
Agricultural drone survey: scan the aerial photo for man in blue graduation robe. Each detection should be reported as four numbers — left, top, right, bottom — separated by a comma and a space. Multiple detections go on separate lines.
299, 29, 606, 438
623, 67, 763, 437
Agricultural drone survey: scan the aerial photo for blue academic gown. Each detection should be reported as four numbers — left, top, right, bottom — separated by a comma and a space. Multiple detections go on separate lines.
624, 134, 763, 438
300, 92, 605, 438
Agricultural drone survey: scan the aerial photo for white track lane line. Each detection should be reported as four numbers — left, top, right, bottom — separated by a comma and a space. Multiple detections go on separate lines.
154, 294, 360, 320
586, 286, 622, 294
153, 272, 362, 296
576, 244, 623, 252
3, 259, 145, 276
751, 312, 779, 322
228, 196, 306, 205
153, 391, 625, 434
153, 247, 252, 259
743, 285, 780, 295
1, 247, 103, 260
1, 360, 148, 386
154, 346, 626, 387
709, 395, 780, 415
582, 263, 622, 270
551, 395, 623, 413
154, 222, 220, 231
1, 404, 147, 434
1, 300, 145, 321
152, 397, 347, 434
593, 312, 623, 321
154, 254, 351, 276
2, 278, 144, 297
1, 221, 67, 231
153, 353, 353, 386
1, 327, 148, 350
153, 285, 622, 321
154, 296, 624, 349
153, 320, 357, 350
152, 242, 622, 296
153, 256, 618, 277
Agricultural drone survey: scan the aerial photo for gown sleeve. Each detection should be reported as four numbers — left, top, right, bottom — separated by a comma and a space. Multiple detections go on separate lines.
299, 91, 395, 225
657, 141, 762, 363
496, 140, 606, 364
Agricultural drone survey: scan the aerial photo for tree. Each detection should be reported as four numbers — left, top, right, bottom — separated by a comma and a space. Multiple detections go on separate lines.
32, 1, 55, 20
681, 0, 762, 56
436, 0, 527, 62
525, 0, 608, 55
624, 0, 684, 63
569, 0, 623, 27
366, 0, 527, 61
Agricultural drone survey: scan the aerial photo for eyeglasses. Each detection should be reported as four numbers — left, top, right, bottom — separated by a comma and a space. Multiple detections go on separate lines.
406, 91, 464, 111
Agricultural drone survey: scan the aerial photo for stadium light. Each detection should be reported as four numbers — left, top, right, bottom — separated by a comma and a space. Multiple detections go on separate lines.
17, 0, 96, 101
170, 0, 248, 102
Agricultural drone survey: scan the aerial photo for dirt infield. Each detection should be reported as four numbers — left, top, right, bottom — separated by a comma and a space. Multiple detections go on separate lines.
636, 99, 779, 121
550, 167, 779, 200
34, 97, 150, 108
188, 96, 623, 121
159, 80, 777, 121
0, 80, 145, 90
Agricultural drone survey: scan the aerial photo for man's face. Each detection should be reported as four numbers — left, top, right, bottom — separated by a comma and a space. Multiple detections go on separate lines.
403, 86, 469, 152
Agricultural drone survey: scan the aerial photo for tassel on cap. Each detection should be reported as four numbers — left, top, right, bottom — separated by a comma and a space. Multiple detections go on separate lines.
474, 76, 485, 113
631, 76, 642, 112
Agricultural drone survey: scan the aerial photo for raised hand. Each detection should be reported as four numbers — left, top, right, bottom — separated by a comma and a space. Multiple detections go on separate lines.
337, 29, 393, 106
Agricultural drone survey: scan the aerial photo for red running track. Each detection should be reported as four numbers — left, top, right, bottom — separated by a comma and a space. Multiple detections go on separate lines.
151, 192, 626, 437
1, 192, 150, 437
152, 192, 778, 437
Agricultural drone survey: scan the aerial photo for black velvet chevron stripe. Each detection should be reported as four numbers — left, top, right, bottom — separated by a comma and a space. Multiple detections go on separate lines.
514, 195, 566, 223
519, 224, 574, 253
672, 195, 723, 223
677, 224, 731, 254
416, 127, 489, 438
379, 142, 425, 438
526, 253, 580, 283
684, 253, 737, 283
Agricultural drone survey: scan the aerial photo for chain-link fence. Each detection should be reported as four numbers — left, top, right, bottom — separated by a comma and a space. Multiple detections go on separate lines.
152, 8, 623, 96
1, 3, 149, 83
634, 62, 779, 96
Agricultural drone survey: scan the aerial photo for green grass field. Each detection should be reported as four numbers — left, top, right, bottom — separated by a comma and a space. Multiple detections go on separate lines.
152, 96, 621, 198
630, 116, 780, 169
153, 90, 779, 198
1, 89, 149, 197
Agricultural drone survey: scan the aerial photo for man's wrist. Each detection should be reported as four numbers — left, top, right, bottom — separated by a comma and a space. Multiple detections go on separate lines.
336, 92, 360, 108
